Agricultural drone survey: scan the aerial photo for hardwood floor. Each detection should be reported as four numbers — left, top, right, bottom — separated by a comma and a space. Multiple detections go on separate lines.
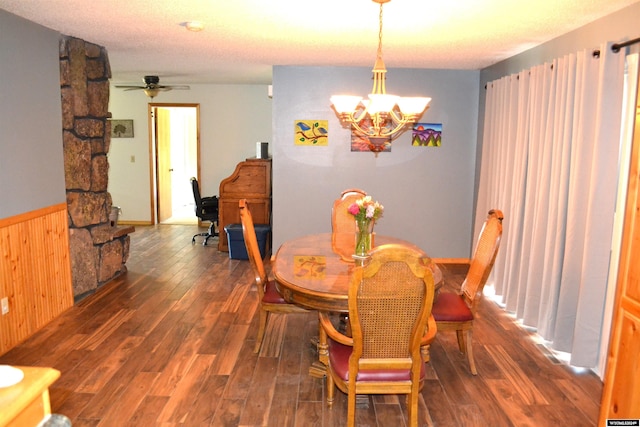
0, 225, 603, 426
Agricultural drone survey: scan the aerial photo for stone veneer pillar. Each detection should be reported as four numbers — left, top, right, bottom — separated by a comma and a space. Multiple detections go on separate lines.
60, 35, 131, 298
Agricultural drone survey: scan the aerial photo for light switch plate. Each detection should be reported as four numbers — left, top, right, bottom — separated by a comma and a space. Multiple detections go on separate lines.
1, 297, 8, 315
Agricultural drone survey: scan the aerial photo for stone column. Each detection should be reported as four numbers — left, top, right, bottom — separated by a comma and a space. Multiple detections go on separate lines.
60, 36, 131, 298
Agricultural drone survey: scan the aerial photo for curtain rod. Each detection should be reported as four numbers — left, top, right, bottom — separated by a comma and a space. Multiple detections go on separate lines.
593, 37, 640, 57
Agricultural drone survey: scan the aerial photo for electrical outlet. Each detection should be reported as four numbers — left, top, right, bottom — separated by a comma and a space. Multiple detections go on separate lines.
1, 297, 8, 315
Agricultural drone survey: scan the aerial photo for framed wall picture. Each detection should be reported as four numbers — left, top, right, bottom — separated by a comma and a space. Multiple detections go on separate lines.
110, 119, 134, 138
412, 123, 442, 146
294, 120, 328, 145
351, 118, 391, 152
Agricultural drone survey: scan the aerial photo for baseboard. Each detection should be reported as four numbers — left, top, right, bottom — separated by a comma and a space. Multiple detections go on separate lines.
117, 220, 153, 226
431, 257, 470, 264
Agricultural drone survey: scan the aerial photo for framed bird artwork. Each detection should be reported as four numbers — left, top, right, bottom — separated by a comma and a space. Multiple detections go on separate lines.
294, 120, 328, 145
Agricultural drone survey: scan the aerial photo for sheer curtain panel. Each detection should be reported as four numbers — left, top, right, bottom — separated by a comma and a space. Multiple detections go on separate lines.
476, 43, 626, 368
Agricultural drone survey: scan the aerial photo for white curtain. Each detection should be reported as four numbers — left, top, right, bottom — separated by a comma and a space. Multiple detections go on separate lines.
476, 43, 626, 367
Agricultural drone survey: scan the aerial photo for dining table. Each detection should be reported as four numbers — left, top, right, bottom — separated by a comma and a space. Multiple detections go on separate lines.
272, 232, 442, 378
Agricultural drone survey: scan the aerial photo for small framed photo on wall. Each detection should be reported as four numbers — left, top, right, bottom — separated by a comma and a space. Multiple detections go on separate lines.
110, 119, 134, 138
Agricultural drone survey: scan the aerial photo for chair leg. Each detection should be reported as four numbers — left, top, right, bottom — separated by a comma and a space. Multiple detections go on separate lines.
203, 233, 213, 246
421, 344, 431, 363
326, 372, 336, 406
465, 329, 478, 375
192, 222, 218, 246
254, 309, 269, 353
407, 392, 419, 427
347, 390, 356, 427
455, 329, 466, 353
208, 221, 219, 237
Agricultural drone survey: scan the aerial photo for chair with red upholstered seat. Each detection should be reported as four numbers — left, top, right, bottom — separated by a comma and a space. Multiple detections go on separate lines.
239, 199, 309, 353
431, 209, 504, 375
318, 243, 436, 427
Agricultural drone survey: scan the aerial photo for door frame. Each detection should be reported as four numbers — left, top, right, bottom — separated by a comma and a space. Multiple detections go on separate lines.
148, 103, 201, 225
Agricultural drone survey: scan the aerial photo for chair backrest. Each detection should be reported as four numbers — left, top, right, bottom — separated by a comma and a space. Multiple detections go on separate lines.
460, 209, 504, 310
331, 188, 367, 260
348, 244, 435, 375
239, 199, 267, 299
191, 176, 204, 212
191, 177, 202, 205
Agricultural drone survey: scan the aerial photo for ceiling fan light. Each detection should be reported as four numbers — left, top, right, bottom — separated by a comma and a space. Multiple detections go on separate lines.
330, 95, 363, 114
143, 88, 160, 98
397, 97, 432, 115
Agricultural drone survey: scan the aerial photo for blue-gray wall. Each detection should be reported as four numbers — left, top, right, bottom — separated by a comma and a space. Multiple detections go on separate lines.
0, 10, 65, 219
272, 66, 479, 258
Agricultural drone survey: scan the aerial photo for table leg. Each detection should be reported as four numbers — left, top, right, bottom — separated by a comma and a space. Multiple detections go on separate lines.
308, 315, 329, 378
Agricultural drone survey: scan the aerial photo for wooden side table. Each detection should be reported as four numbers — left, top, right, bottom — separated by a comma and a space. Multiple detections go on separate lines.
0, 366, 60, 427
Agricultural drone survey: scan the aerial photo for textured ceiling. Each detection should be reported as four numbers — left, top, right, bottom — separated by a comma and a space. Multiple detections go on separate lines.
1, 0, 639, 86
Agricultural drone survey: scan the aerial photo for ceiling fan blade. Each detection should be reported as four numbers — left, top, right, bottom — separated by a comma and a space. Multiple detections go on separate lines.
115, 77, 190, 97
155, 85, 190, 91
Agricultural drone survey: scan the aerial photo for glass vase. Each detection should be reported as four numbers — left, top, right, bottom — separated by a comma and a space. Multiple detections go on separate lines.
354, 218, 374, 258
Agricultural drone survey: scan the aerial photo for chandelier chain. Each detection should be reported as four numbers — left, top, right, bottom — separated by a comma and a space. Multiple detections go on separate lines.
329, 0, 431, 154
377, 2, 384, 62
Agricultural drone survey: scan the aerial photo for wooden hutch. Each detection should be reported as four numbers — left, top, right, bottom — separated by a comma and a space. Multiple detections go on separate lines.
218, 158, 272, 252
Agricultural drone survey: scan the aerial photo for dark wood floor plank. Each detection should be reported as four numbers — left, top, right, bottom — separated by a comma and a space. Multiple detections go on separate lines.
198, 312, 236, 355
373, 401, 405, 426
125, 395, 170, 427
268, 375, 300, 427
555, 378, 601, 422
294, 400, 322, 427
210, 398, 243, 427
149, 316, 218, 397
0, 225, 604, 426
484, 344, 549, 405
186, 374, 229, 427
278, 313, 308, 377
258, 313, 287, 358
156, 353, 215, 423
97, 370, 160, 426
76, 336, 145, 393
238, 357, 279, 425
420, 381, 454, 426
210, 323, 250, 375
142, 320, 195, 373
221, 339, 258, 401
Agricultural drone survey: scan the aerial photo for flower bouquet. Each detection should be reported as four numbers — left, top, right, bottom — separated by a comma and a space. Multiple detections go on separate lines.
347, 196, 384, 258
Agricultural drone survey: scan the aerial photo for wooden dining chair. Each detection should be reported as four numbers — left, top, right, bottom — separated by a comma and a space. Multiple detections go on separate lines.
318, 244, 436, 427
331, 188, 367, 261
239, 199, 309, 353
431, 209, 504, 375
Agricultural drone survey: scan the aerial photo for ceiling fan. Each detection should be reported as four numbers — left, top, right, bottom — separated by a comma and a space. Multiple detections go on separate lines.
115, 75, 190, 99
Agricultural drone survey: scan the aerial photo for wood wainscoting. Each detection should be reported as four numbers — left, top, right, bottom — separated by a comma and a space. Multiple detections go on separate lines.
0, 203, 74, 355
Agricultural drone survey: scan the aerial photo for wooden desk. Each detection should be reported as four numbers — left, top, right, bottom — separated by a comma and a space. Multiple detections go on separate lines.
272, 233, 441, 377
218, 158, 271, 252
0, 366, 60, 427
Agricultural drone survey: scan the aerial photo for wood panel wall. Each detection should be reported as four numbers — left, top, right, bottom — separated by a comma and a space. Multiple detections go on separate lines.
0, 203, 74, 355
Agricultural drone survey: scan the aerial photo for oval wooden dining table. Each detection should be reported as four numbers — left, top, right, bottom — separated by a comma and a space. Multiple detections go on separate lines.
272, 232, 442, 377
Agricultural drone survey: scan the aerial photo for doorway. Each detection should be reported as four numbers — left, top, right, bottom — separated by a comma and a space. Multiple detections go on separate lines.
149, 103, 200, 225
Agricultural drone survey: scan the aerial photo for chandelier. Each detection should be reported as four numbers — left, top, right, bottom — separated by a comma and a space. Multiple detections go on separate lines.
330, 0, 431, 153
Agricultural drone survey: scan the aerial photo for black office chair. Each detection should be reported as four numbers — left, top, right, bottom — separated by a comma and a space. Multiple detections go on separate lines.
191, 177, 219, 245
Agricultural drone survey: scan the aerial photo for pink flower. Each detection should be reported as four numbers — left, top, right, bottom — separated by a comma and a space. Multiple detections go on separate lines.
348, 203, 361, 215
347, 196, 384, 222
